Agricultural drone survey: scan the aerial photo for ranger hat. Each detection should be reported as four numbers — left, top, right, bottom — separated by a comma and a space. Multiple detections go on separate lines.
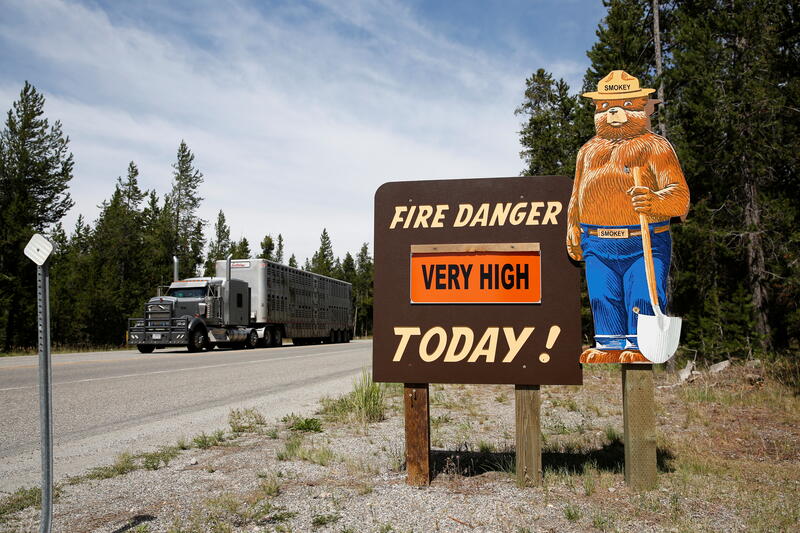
582, 70, 655, 100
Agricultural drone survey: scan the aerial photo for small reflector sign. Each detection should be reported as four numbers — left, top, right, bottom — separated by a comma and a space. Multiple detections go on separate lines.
410, 243, 541, 304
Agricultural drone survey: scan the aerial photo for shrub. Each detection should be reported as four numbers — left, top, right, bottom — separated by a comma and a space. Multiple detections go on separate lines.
228, 408, 266, 433
319, 369, 386, 425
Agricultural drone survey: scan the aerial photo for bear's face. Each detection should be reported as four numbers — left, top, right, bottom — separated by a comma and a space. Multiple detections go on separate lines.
593, 96, 649, 140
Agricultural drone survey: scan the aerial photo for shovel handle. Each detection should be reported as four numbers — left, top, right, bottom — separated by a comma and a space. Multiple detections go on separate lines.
633, 167, 660, 311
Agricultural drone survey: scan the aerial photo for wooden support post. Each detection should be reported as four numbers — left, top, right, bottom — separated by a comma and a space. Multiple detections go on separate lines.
404, 383, 430, 486
622, 364, 657, 490
515, 384, 542, 487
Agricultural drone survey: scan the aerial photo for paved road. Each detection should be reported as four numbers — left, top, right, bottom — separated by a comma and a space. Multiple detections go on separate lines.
0, 340, 372, 493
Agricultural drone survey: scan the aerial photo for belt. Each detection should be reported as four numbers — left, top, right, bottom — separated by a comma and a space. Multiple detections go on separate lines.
585, 225, 669, 238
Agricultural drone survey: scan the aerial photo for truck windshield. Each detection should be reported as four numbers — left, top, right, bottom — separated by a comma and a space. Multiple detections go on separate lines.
166, 287, 207, 298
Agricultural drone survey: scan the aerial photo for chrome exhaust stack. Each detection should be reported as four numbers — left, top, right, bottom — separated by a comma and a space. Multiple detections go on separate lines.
173, 256, 179, 282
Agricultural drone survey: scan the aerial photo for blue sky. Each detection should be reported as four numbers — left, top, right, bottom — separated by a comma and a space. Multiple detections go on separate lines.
0, 0, 606, 264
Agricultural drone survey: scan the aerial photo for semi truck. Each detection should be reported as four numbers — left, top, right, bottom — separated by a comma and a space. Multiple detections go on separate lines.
128, 256, 353, 353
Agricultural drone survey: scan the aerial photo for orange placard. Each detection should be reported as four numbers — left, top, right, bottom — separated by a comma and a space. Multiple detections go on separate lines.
410, 243, 541, 304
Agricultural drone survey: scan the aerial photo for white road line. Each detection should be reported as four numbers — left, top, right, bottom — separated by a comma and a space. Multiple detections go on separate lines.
0, 348, 367, 392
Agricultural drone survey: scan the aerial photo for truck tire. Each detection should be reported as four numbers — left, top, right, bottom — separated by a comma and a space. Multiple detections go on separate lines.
273, 328, 282, 347
137, 344, 155, 354
188, 327, 207, 353
245, 329, 259, 349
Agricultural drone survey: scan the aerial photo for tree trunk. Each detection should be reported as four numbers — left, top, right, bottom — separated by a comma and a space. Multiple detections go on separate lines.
743, 181, 771, 350
653, 0, 674, 371
4, 289, 18, 352
652, 0, 666, 137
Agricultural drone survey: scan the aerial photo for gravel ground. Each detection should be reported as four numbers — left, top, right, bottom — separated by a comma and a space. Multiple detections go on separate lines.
2, 363, 798, 532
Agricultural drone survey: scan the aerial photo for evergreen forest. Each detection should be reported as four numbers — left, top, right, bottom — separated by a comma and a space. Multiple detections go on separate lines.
0, 86, 374, 350
1, 0, 797, 374
516, 0, 798, 365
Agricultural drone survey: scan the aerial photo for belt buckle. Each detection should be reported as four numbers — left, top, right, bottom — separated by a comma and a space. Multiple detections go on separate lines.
597, 228, 629, 239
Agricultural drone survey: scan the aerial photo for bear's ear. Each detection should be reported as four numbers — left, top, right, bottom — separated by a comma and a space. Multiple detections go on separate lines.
645, 98, 663, 116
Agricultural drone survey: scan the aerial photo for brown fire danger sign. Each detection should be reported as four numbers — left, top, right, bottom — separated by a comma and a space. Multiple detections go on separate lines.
373, 176, 582, 385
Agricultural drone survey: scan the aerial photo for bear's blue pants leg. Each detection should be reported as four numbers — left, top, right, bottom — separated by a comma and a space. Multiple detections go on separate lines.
584, 253, 627, 350
623, 231, 672, 348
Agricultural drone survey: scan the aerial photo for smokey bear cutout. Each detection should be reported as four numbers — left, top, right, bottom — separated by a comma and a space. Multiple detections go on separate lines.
567, 70, 689, 364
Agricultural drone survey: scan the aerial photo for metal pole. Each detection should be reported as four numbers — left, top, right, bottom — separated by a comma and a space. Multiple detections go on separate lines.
37, 264, 53, 533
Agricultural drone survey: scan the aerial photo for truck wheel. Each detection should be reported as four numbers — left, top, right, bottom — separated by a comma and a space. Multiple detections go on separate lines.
245, 329, 258, 349
273, 328, 282, 347
188, 328, 207, 352
137, 344, 155, 354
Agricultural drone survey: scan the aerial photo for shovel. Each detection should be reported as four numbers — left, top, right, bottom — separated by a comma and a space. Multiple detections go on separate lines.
629, 166, 682, 363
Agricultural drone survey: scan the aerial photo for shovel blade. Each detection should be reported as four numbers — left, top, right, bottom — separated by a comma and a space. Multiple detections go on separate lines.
636, 313, 682, 364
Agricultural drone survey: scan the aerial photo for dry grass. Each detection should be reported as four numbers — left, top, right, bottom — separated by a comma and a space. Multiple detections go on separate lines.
3, 361, 798, 532
228, 408, 267, 434
276, 434, 335, 466
319, 368, 388, 425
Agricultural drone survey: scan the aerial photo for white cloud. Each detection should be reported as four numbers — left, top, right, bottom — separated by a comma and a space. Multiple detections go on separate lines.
0, 0, 589, 263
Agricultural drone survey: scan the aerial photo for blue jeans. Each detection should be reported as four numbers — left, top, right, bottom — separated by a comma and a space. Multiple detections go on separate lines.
580, 221, 671, 350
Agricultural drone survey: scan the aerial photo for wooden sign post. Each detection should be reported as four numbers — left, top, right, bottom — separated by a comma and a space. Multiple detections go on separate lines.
373, 176, 581, 486
514, 385, 542, 486
404, 383, 430, 485
622, 364, 657, 490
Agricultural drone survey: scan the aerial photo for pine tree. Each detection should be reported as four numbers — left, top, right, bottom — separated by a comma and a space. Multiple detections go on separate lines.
260, 234, 275, 261
354, 243, 374, 337
583, 0, 656, 92
0, 82, 74, 350
516, 69, 583, 176
50, 216, 94, 345
230, 237, 251, 259
141, 191, 176, 289
118, 161, 145, 210
332, 257, 343, 280
203, 210, 231, 276
310, 228, 335, 277
167, 141, 205, 279
275, 234, 285, 264
288, 254, 298, 268
340, 252, 356, 284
